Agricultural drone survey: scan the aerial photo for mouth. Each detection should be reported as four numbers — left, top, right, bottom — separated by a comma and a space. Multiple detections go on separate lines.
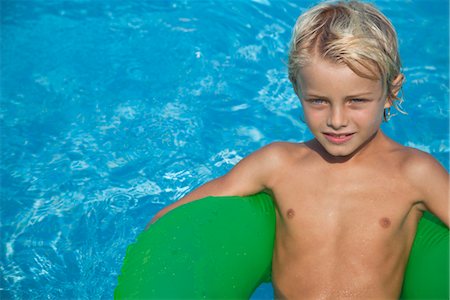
323, 132, 355, 144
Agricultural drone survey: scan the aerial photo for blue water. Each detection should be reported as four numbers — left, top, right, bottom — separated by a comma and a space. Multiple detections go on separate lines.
1, 0, 448, 298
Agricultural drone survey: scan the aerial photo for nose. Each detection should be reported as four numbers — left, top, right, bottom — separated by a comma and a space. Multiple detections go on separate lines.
327, 105, 348, 129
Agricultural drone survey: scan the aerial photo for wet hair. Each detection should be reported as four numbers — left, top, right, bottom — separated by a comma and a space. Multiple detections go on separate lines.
288, 0, 405, 119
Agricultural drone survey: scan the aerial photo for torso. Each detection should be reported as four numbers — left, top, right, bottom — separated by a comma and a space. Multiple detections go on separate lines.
267, 138, 425, 299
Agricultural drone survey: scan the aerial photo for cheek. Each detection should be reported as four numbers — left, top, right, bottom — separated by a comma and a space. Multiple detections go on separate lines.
352, 108, 384, 126
302, 108, 323, 125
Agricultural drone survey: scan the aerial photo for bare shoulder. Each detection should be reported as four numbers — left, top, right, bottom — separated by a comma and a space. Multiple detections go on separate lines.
397, 146, 448, 180
397, 146, 449, 224
258, 141, 311, 164
394, 145, 449, 210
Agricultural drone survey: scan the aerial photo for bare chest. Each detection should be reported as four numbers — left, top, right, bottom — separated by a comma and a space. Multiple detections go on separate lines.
271, 166, 421, 237
269, 156, 422, 299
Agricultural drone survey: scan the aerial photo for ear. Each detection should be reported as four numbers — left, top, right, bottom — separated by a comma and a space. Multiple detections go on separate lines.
384, 73, 404, 108
384, 99, 392, 109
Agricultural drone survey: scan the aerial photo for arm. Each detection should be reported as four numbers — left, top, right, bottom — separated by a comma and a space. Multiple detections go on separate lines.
410, 152, 449, 227
146, 142, 286, 228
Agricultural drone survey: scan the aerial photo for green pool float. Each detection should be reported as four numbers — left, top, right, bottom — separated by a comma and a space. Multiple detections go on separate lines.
114, 193, 449, 299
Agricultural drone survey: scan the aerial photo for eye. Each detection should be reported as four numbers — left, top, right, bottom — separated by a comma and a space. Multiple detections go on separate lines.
349, 98, 369, 103
306, 98, 327, 105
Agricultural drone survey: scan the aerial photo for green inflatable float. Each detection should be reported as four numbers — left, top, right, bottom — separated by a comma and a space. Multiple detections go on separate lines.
115, 193, 449, 299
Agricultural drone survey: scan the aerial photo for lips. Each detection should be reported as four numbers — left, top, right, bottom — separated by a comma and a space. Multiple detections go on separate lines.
323, 132, 355, 144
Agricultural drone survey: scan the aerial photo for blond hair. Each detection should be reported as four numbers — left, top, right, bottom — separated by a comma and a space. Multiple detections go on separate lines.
288, 0, 405, 119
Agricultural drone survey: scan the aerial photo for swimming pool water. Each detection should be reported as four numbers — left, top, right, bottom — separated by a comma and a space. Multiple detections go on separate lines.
1, 0, 448, 298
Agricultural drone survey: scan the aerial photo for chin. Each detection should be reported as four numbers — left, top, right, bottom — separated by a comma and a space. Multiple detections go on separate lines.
327, 149, 354, 157
320, 142, 358, 158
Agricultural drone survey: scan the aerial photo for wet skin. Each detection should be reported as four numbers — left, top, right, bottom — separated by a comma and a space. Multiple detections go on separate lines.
269, 58, 448, 299
270, 138, 425, 299
148, 58, 449, 299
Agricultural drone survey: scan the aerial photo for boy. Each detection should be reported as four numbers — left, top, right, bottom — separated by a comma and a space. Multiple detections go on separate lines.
148, 1, 449, 298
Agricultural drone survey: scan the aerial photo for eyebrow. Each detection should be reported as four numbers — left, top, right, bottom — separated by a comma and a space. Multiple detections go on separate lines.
304, 92, 374, 99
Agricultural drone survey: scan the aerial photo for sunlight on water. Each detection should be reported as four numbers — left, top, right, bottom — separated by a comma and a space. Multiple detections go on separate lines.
1, 0, 448, 298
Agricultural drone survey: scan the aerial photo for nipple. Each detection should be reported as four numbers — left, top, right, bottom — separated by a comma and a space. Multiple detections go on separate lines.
286, 209, 295, 219
379, 217, 391, 228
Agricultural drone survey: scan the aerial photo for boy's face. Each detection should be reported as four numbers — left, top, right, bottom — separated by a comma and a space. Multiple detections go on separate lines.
297, 57, 388, 158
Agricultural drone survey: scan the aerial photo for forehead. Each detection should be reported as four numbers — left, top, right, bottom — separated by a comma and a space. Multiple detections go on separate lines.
298, 57, 382, 96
